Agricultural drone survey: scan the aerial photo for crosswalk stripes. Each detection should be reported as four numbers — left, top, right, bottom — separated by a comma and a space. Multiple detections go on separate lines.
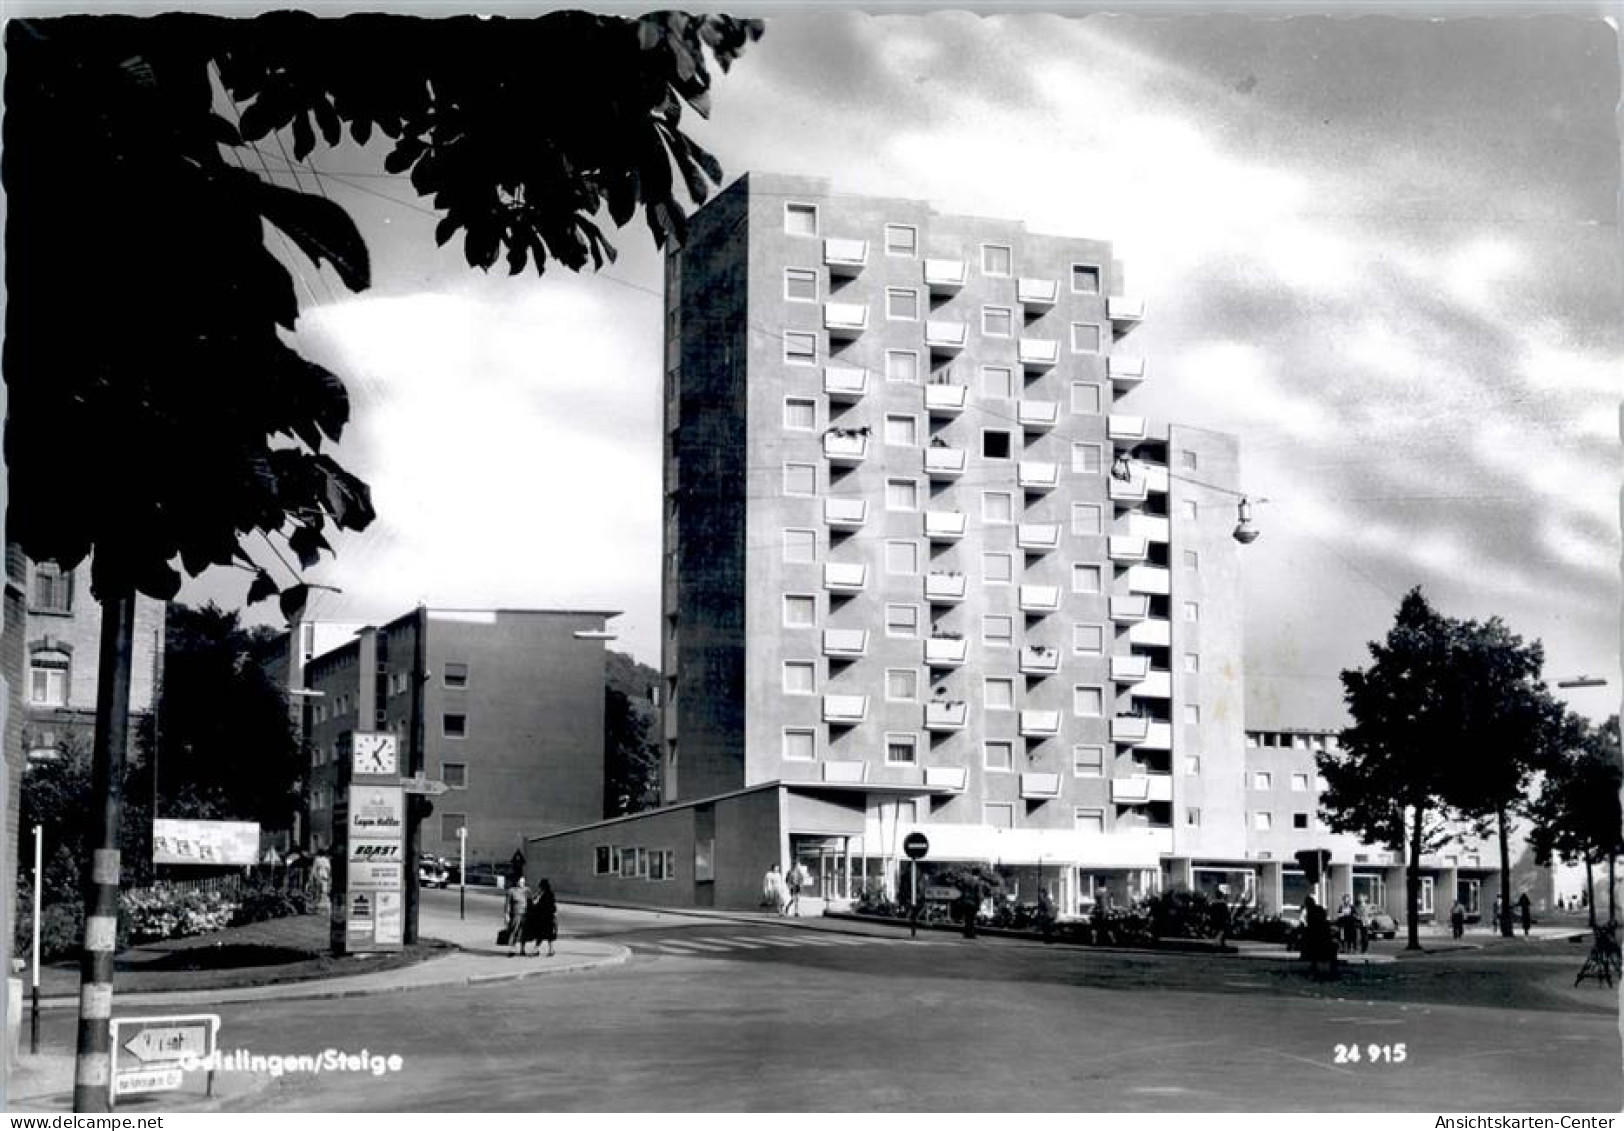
690, 936, 766, 949
634, 931, 906, 956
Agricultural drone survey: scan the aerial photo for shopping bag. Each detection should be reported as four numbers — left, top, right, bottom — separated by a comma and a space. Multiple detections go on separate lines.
497, 927, 511, 946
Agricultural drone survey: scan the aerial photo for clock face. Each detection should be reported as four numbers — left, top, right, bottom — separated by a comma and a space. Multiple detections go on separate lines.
352, 733, 398, 777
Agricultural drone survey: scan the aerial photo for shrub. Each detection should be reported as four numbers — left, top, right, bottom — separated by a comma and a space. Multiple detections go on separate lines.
120, 885, 238, 944
232, 883, 309, 926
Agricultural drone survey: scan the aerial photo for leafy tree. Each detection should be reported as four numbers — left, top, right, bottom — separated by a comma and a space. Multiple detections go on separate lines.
604, 651, 661, 817
1526, 715, 1624, 927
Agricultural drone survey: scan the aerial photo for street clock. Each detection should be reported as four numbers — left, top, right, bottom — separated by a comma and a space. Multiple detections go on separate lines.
351, 732, 399, 777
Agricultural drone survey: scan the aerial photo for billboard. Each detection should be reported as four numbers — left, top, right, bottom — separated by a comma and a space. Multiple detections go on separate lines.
152, 820, 261, 866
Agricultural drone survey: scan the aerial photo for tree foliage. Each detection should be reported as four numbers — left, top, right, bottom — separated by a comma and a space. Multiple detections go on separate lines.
1526, 715, 1624, 870
4, 11, 762, 608
604, 651, 661, 818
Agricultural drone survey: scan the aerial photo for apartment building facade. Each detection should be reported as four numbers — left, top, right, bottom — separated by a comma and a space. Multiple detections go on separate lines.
300, 607, 614, 867
531, 174, 1250, 913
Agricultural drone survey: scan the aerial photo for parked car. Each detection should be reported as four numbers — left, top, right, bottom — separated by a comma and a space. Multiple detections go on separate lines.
1365, 909, 1398, 939
418, 854, 450, 889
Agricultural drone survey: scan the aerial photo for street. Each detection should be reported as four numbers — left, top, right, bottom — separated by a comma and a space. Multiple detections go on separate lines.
34, 890, 1619, 1112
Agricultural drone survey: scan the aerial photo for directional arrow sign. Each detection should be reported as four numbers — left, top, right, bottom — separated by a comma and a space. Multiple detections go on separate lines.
401, 775, 450, 796
123, 1024, 208, 1063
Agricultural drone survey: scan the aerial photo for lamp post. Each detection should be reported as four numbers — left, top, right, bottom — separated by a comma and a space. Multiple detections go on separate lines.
31, 824, 42, 1055
458, 824, 468, 921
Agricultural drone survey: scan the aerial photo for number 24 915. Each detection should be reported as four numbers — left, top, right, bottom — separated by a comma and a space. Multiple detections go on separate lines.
1335, 1043, 1407, 1064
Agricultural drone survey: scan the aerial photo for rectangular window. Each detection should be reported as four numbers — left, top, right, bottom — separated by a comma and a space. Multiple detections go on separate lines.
1291, 773, 1310, 792
783, 728, 815, 761
442, 662, 469, 689
985, 741, 1014, 772
885, 604, 919, 638
1073, 686, 1104, 717
783, 594, 816, 627
783, 661, 816, 695
982, 553, 1013, 585
1072, 624, 1104, 655
784, 397, 817, 431
442, 762, 468, 789
1071, 264, 1100, 294
1072, 564, 1103, 593
1186, 808, 1202, 827
1253, 771, 1272, 790
649, 850, 668, 881
1183, 550, 1200, 570
783, 462, 817, 496
886, 479, 919, 511
784, 267, 818, 302
785, 202, 818, 236
885, 540, 920, 575
885, 224, 918, 257
983, 615, 1013, 647
1181, 451, 1199, 471
982, 306, 1013, 337
1184, 704, 1201, 725
985, 802, 1016, 829
1074, 808, 1105, 835
1074, 745, 1105, 777
1183, 653, 1200, 673
982, 491, 1013, 525
1293, 813, 1310, 830
984, 677, 1015, 711
594, 846, 612, 875
1253, 812, 1273, 831
443, 713, 467, 738
1070, 323, 1101, 353
784, 331, 817, 366
1070, 383, 1103, 415
620, 850, 639, 879
884, 414, 919, 447
982, 430, 1013, 460
886, 288, 920, 321
1071, 503, 1102, 536
441, 812, 467, 839
1182, 755, 1201, 775
982, 244, 1012, 276
886, 350, 920, 384
886, 734, 919, 765
1183, 602, 1200, 623
981, 365, 1016, 399
783, 529, 816, 563
886, 669, 919, 702
1071, 442, 1103, 474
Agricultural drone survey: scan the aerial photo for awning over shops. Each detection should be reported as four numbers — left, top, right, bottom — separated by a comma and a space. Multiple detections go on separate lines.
857, 822, 1166, 869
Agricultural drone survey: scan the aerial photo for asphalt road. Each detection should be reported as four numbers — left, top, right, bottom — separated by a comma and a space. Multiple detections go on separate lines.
40, 894, 1621, 1112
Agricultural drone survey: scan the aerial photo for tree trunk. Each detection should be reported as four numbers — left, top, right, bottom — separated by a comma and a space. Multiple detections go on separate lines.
1497, 806, 1514, 938
1609, 853, 1617, 926
72, 592, 135, 1113
1407, 805, 1424, 950
1585, 857, 1597, 929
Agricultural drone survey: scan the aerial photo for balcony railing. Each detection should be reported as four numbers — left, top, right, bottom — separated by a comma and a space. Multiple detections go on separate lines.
1018, 338, 1060, 370
1131, 670, 1172, 700
824, 366, 869, 402
1019, 584, 1061, 614
1116, 514, 1170, 544
1108, 355, 1146, 387
925, 320, 968, 354
1019, 646, 1061, 676
1017, 400, 1060, 431
924, 511, 967, 542
924, 700, 969, 731
1017, 278, 1059, 307
822, 694, 868, 724
1110, 595, 1150, 623
923, 765, 968, 792
1126, 565, 1171, 596
1110, 655, 1150, 683
823, 760, 868, 783
824, 238, 868, 276
1142, 465, 1170, 495
1018, 461, 1059, 492
1109, 535, 1149, 564
924, 572, 967, 604
923, 446, 967, 480
1107, 296, 1145, 334
923, 258, 967, 292
822, 431, 869, 465
1128, 618, 1171, 648
1109, 475, 1148, 504
824, 302, 869, 338
1020, 771, 1062, 800
1017, 523, 1061, 552
823, 498, 868, 530
1108, 414, 1147, 445
1112, 716, 1150, 745
822, 629, 869, 659
1140, 722, 1173, 750
924, 384, 967, 417
823, 561, 867, 593
924, 636, 969, 668
1020, 710, 1062, 738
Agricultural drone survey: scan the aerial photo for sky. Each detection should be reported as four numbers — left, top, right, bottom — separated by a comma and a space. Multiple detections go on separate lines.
184, 7, 1623, 728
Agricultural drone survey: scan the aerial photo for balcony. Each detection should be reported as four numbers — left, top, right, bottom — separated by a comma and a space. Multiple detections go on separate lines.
923, 765, 968, 793
924, 572, 967, 605
1017, 523, 1061, 553
1017, 278, 1059, 307
1107, 296, 1145, 334
824, 238, 868, 276
822, 695, 868, 725
823, 760, 868, 784
824, 302, 868, 338
823, 431, 869, 466
1108, 355, 1146, 388
924, 636, 969, 669
1019, 645, 1061, 676
923, 446, 967, 480
1110, 595, 1150, 623
1018, 461, 1059, 493
1109, 475, 1149, 504
1126, 565, 1171, 596
824, 366, 869, 403
1020, 771, 1062, 800
1108, 415, 1147, 445
1017, 400, 1060, 432
1142, 465, 1169, 494
1019, 584, 1061, 614
823, 561, 867, 593
1111, 655, 1150, 683
925, 320, 968, 355
924, 258, 967, 293
924, 510, 967, 542
1141, 722, 1173, 750
1109, 535, 1149, 564
924, 700, 969, 732
1018, 338, 1060, 370
1128, 618, 1171, 648
822, 629, 869, 660
924, 384, 967, 417
1020, 710, 1062, 738
1131, 670, 1172, 700
1112, 773, 1172, 805
1112, 716, 1149, 745
823, 498, 868, 530
1117, 513, 1170, 544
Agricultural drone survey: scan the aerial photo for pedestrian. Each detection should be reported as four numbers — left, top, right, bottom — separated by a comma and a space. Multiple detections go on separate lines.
1449, 899, 1466, 940
786, 860, 811, 917
1492, 893, 1503, 934
1036, 889, 1056, 944
1303, 895, 1336, 980
762, 864, 787, 914
309, 852, 332, 912
522, 878, 558, 957
1518, 891, 1533, 937
1336, 894, 1360, 953
1354, 896, 1372, 953
504, 874, 529, 955
1210, 884, 1232, 948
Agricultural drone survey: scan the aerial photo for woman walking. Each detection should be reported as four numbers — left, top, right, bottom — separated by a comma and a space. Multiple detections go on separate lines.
523, 879, 558, 957
504, 875, 529, 956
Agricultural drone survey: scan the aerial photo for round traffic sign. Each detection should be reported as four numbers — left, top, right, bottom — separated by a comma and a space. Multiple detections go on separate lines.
903, 832, 930, 861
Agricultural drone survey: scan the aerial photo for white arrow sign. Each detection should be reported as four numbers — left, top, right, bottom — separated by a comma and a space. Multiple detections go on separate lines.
123, 1024, 208, 1063
400, 775, 450, 796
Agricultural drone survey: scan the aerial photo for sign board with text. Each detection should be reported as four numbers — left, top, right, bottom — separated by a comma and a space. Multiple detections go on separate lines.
109, 1013, 220, 1106
152, 820, 260, 867
331, 740, 407, 957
